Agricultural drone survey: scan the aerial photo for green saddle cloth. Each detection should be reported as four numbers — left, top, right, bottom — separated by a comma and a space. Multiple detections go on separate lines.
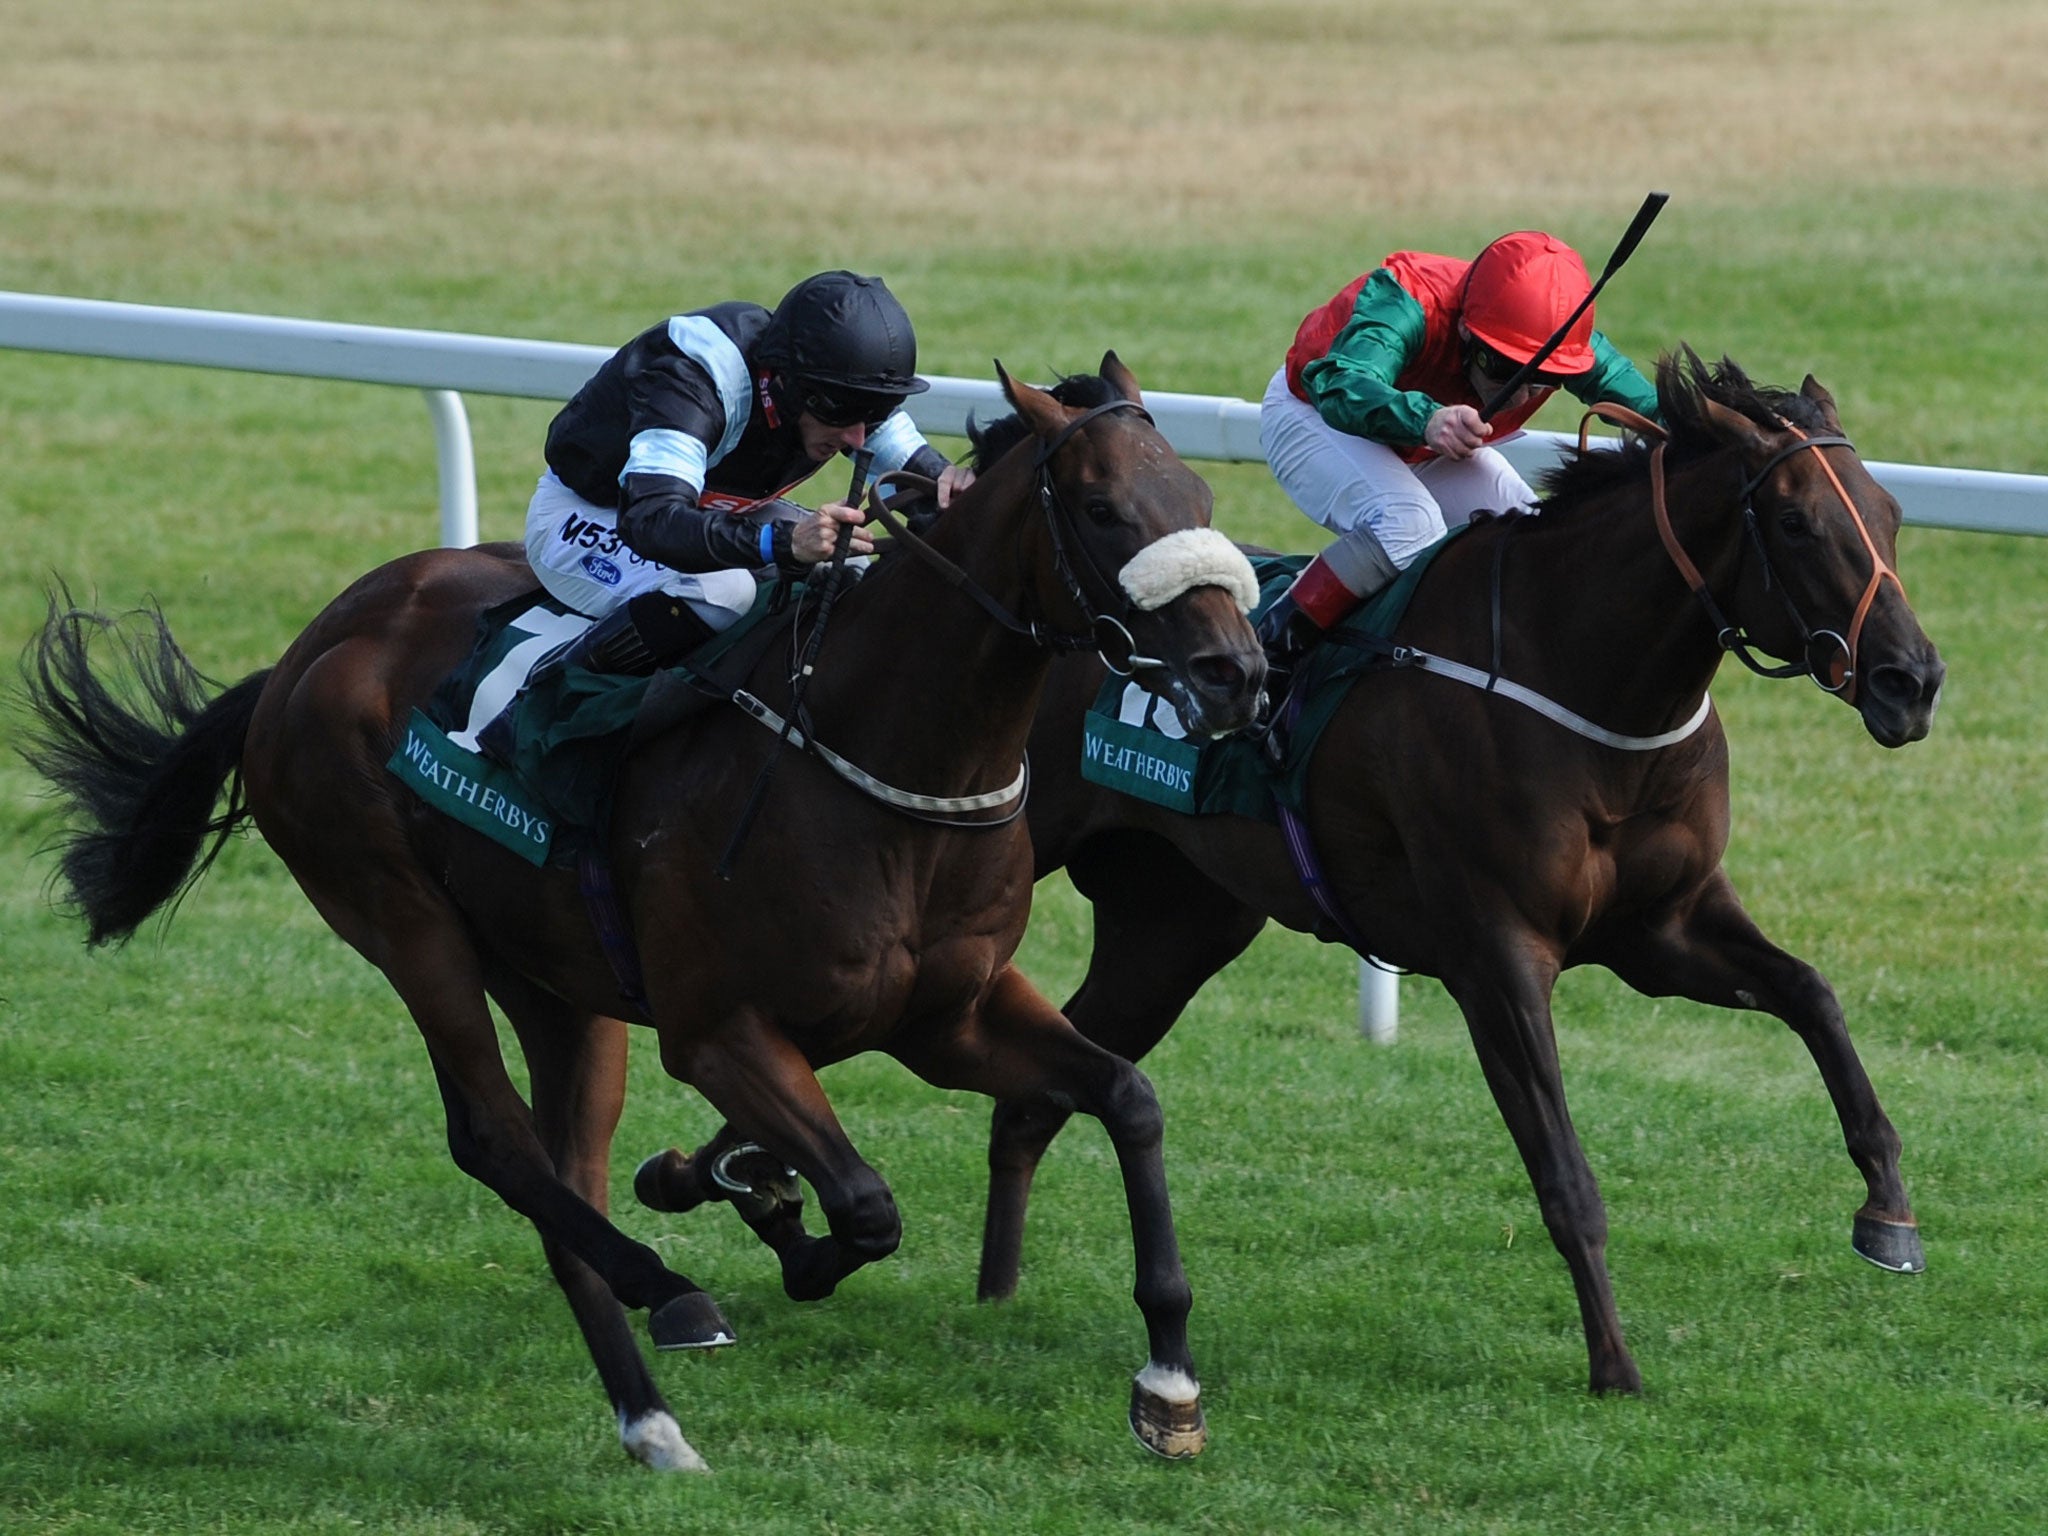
1081, 530, 1463, 821
387, 581, 790, 866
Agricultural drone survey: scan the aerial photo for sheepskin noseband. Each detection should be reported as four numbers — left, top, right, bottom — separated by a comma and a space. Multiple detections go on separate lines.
1117, 528, 1261, 614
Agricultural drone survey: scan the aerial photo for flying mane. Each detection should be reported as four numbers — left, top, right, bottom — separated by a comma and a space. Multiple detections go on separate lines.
1537, 347, 1833, 517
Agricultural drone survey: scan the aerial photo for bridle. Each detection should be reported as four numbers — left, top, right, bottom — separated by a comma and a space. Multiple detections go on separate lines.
718, 395, 1180, 842
1584, 402, 1904, 705
865, 397, 1172, 677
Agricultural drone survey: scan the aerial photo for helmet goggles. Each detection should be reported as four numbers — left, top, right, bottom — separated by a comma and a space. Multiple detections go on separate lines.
1466, 335, 1582, 392
793, 380, 907, 428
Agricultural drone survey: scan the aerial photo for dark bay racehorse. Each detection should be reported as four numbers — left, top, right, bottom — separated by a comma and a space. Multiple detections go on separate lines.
21, 358, 1265, 1470
970, 351, 1945, 1396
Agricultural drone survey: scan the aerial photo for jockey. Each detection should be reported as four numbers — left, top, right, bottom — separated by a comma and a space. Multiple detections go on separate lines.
1256, 231, 1661, 671
524, 269, 975, 677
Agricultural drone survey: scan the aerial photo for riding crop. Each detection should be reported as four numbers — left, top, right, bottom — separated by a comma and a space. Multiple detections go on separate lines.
715, 447, 873, 879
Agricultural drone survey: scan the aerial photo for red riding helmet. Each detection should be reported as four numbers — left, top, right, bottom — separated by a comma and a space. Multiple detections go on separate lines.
1461, 232, 1597, 374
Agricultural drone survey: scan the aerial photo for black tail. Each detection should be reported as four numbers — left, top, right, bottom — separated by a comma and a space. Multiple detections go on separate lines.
17, 590, 272, 946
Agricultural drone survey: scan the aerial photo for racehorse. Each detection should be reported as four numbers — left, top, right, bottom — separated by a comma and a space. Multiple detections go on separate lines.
20, 357, 1265, 1470
974, 351, 1945, 1396
659, 350, 1943, 1398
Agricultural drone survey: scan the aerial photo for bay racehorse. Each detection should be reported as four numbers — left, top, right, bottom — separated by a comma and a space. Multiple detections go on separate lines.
20, 357, 1265, 1470
659, 350, 1944, 1399
975, 351, 1945, 1396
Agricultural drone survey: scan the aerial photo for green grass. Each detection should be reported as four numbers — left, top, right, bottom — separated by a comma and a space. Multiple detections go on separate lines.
4, 3, 2048, 1531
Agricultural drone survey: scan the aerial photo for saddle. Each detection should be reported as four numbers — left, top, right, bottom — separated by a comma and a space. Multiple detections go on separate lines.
1081, 534, 1459, 822
388, 581, 802, 868
394, 473, 949, 866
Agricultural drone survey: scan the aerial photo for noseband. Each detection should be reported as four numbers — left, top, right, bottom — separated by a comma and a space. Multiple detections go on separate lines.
1584, 403, 1904, 705
867, 396, 1177, 677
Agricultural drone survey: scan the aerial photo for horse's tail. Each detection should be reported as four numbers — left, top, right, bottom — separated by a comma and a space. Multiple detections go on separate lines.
17, 591, 272, 947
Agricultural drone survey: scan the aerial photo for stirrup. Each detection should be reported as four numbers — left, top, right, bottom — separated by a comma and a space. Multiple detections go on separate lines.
1254, 594, 1322, 708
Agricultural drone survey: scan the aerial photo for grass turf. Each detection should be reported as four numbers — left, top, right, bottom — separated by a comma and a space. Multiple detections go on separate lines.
3, 3, 2046, 1530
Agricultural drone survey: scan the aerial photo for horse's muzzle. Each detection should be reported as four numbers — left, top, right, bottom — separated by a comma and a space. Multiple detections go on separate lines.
1857, 653, 1945, 747
1171, 647, 1267, 739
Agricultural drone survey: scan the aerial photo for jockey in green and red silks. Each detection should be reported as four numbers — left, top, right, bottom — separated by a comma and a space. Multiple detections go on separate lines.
1257, 233, 1662, 676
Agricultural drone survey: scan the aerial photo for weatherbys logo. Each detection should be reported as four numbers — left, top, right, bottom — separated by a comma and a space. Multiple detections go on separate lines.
1080, 729, 1194, 794
393, 723, 552, 853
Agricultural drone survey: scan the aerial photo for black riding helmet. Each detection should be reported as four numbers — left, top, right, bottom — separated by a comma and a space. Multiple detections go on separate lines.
757, 270, 930, 425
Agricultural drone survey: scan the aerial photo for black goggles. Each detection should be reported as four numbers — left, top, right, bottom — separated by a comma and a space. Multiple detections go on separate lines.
795, 383, 906, 429
1467, 338, 1575, 391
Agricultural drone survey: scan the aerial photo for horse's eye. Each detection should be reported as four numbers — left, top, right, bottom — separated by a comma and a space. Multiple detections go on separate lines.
1778, 511, 1814, 544
1085, 498, 1118, 526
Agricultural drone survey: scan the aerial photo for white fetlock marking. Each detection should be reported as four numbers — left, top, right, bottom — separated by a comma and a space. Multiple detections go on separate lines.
1134, 1361, 1201, 1404
618, 1409, 709, 1473
1118, 529, 1261, 614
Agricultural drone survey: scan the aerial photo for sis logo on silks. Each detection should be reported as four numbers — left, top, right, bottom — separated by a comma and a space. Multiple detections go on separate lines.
581, 554, 623, 585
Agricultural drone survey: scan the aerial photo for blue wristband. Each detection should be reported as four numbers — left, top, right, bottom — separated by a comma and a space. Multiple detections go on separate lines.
758, 522, 777, 563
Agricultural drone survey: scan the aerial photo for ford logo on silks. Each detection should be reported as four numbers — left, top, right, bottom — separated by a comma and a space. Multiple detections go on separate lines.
581, 555, 623, 585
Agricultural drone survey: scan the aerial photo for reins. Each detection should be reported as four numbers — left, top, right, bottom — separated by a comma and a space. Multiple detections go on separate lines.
717, 449, 874, 879
1586, 400, 1903, 704
865, 397, 1170, 677
717, 393, 1162, 863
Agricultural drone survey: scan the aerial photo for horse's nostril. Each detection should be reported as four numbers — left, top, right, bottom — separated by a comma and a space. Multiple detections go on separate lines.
1191, 653, 1253, 696
1868, 664, 1939, 706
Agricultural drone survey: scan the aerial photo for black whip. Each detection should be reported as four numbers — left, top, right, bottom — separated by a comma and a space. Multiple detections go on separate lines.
716, 448, 873, 880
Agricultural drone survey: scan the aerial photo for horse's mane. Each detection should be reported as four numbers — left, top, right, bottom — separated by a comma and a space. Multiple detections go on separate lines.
966, 372, 1121, 471
1534, 346, 1831, 517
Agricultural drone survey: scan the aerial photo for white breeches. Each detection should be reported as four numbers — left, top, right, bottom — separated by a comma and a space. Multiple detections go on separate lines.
1258, 366, 1537, 569
523, 472, 788, 631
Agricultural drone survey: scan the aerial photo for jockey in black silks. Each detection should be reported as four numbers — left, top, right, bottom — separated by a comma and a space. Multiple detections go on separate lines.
522, 269, 974, 678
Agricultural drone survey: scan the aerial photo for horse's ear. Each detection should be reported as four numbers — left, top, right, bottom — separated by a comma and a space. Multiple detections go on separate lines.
1800, 374, 1845, 433
1100, 349, 1144, 405
1697, 393, 1774, 458
996, 359, 1067, 436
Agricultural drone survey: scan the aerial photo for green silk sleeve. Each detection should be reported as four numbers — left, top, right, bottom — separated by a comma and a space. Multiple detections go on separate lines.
1569, 331, 1662, 422
1296, 270, 1440, 448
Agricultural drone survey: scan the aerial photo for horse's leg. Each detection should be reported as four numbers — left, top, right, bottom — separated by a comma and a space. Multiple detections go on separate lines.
1446, 944, 1643, 1395
896, 964, 1206, 1459
482, 962, 707, 1473
983, 841, 1264, 1302
1593, 871, 1923, 1272
634, 1122, 812, 1267
315, 876, 737, 1358
658, 1009, 902, 1306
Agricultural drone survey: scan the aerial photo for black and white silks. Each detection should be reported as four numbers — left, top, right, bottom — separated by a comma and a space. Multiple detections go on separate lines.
543, 302, 947, 577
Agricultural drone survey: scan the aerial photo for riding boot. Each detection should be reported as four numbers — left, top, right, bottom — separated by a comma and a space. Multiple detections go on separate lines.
1256, 531, 1401, 763
1260, 531, 1400, 683
476, 594, 714, 763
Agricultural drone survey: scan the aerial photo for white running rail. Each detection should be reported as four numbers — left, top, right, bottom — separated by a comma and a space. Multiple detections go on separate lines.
8, 289, 2042, 1040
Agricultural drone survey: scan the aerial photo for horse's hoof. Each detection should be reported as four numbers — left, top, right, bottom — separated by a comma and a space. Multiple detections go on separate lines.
649, 1291, 736, 1351
618, 1409, 710, 1472
634, 1149, 703, 1214
1852, 1213, 1926, 1273
1129, 1364, 1206, 1459
710, 1143, 804, 1222
780, 1236, 843, 1302
1589, 1358, 1645, 1396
